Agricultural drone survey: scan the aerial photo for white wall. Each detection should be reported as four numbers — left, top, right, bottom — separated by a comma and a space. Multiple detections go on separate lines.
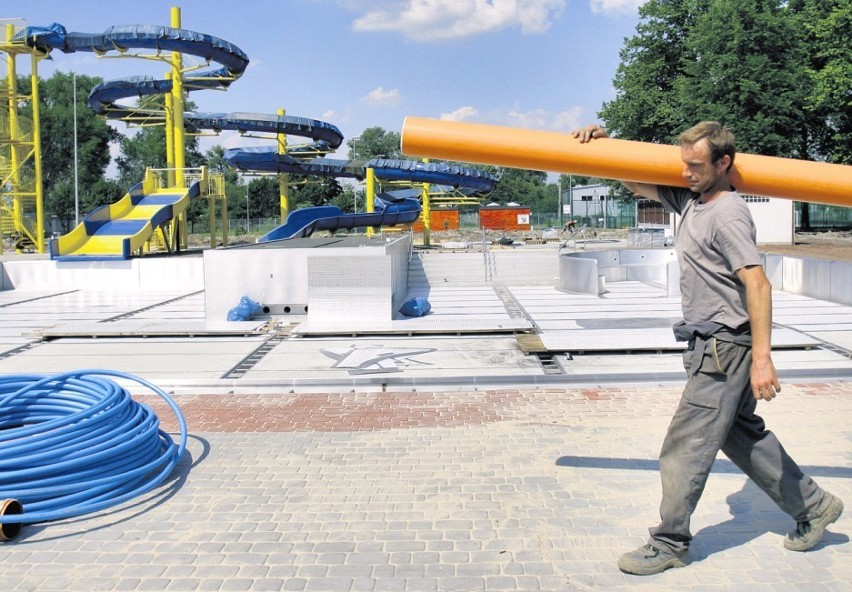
745, 197, 794, 244
0, 256, 204, 291
203, 235, 412, 321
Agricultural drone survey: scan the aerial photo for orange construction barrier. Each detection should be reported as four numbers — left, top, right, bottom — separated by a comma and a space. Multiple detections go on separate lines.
400, 117, 852, 207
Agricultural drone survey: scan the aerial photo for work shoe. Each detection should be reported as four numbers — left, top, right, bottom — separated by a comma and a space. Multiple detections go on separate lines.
784, 492, 844, 551
617, 543, 689, 575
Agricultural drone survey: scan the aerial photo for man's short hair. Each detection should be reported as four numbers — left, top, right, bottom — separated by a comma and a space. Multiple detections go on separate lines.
679, 121, 736, 170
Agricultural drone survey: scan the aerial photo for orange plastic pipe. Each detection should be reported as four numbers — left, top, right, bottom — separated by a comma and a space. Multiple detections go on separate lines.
401, 117, 852, 207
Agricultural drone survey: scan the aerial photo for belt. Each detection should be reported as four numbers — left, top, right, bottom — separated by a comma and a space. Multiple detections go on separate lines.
673, 320, 752, 376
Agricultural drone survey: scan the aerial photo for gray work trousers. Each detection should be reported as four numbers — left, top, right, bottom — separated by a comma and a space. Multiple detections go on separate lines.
649, 336, 823, 553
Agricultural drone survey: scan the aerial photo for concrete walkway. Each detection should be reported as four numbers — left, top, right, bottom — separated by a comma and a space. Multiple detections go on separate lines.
1, 248, 850, 590
2, 382, 850, 591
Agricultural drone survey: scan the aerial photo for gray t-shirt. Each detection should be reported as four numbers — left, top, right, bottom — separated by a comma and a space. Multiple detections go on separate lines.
658, 187, 763, 329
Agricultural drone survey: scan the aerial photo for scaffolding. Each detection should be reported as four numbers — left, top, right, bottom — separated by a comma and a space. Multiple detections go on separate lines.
1, 19, 45, 254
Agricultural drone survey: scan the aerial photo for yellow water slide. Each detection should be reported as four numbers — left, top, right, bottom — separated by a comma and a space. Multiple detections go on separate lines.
49, 168, 202, 260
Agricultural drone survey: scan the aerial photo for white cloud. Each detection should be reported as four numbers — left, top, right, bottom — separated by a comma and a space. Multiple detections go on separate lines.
589, 0, 645, 15
319, 106, 352, 128
435, 104, 584, 131
551, 106, 584, 131
439, 106, 479, 121
361, 86, 402, 106
505, 105, 583, 131
352, 0, 566, 42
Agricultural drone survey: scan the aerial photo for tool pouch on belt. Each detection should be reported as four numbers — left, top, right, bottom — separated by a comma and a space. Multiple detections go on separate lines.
673, 320, 752, 377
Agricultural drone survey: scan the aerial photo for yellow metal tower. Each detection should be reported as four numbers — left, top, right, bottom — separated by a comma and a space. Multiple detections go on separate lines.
1, 20, 45, 254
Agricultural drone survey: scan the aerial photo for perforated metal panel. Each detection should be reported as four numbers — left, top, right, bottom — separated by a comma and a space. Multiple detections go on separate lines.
307, 255, 393, 322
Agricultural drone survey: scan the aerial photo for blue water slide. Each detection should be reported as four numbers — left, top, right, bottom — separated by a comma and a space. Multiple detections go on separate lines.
223, 147, 497, 191
256, 194, 422, 243
25, 24, 247, 119
24, 24, 344, 149
224, 148, 363, 178
184, 113, 342, 148
23, 23, 497, 244
367, 158, 496, 193
227, 148, 498, 242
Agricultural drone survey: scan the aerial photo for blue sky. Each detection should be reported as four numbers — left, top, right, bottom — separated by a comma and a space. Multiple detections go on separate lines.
11, 0, 644, 164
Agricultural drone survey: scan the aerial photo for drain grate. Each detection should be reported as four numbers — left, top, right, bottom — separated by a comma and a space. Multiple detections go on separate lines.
775, 323, 852, 359
221, 330, 289, 379
0, 340, 45, 361
102, 290, 203, 322
0, 290, 79, 308
535, 352, 565, 375
494, 287, 531, 321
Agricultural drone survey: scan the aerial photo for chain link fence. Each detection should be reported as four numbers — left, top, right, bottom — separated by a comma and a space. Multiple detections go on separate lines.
796, 204, 852, 229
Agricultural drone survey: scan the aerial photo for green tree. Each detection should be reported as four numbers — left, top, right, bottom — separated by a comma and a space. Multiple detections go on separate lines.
205, 144, 240, 185
601, 0, 851, 163
19, 72, 119, 224
599, 0, 708, 142
115, 126, 168, 189
677, 0, 812, 158
347, 127, 402, 159
791, 0, 852, 228
203, 144, 251, 227
598, 0, 852, 230
490, 168, 548, 207
343, 127, 410, 215
793, 0, 852, 164
558, 174, 598, 189
115, 94, 204, 180
291, 176, 344, 210
332, 185, 360, 213
115, 95, 206, 221
246, 177, 280, 220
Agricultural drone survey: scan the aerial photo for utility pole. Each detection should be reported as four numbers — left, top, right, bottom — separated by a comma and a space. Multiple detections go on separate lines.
73, 72, 79, 225
557, 177, 562, 226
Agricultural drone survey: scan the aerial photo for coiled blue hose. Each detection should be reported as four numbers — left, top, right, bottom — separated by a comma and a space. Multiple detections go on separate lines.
0, 370, 187, 530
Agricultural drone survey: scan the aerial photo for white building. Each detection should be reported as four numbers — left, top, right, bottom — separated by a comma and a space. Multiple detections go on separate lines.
566, 184, 793, 244
566, 184, 629, 228
740, 195, 794, 244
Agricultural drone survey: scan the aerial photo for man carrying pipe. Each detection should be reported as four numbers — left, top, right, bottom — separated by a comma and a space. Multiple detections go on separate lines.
575, 121, 844, 575
400, 116, 851, 207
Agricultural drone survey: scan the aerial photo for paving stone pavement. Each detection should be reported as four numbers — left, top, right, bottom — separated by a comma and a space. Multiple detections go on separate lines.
2, 382, 850, 591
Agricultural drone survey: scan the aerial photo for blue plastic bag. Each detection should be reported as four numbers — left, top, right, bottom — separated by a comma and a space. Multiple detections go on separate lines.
399, 297, 431, 317
227, 296, 264, 321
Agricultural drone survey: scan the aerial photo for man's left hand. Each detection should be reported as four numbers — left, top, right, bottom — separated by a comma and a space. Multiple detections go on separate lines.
751, 356, 781, 401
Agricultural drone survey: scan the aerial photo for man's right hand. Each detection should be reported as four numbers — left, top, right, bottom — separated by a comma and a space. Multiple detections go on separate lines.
572, 125, 608, 143
571, 125, 662, 202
